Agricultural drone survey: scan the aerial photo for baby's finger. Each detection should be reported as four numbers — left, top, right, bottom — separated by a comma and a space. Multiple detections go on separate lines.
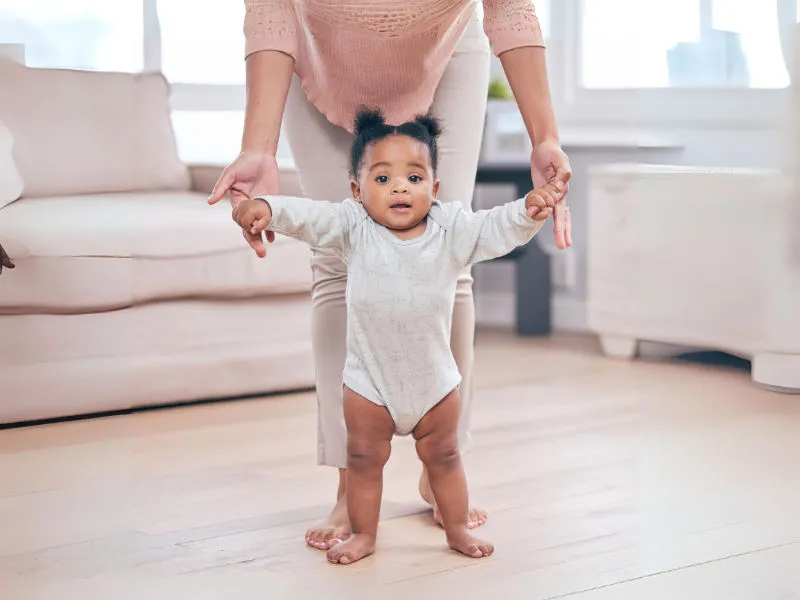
525, 190, 548, 211
528, 205, 552, 221
250, 215, 270, 235
539, 187, 559, 208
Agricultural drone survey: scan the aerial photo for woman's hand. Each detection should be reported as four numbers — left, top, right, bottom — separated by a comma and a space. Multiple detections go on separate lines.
208, 151, 281, 258
530, 139, 572, 249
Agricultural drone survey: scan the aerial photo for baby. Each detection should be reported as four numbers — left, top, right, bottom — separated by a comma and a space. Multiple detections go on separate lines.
230, 108, 558, 565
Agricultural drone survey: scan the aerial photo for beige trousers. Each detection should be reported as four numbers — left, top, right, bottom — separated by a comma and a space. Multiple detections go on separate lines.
284, 15, 490, 468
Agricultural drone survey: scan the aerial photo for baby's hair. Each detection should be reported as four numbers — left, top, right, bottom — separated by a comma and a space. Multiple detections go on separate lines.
349, 107, 442, 179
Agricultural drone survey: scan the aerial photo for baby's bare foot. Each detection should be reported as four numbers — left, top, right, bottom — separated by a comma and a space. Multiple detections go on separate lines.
446, 528, 494, 559
305, 496, 351, 551
326, 533, 376, 565
419, 469, 487, 529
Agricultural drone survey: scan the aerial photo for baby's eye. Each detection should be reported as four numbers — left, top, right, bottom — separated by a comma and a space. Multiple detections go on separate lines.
409, 175, 423, 183
375, 175, 390, 184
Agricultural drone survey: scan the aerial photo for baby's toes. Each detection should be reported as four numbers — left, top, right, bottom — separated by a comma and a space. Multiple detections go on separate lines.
326, 547, 344, 563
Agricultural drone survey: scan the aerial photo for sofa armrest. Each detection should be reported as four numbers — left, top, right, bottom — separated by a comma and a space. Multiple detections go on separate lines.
187, 161, 303, 197
188, 164, 225, 196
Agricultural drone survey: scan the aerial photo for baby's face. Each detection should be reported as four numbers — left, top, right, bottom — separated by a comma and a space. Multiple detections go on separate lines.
351, 135, 439, 232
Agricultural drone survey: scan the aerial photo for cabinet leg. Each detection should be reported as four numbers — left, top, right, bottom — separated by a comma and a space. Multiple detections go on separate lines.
752, 353, 800, 393
599, 334, 639, 360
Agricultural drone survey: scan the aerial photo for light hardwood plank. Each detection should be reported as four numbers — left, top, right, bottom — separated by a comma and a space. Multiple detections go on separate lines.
1, 332, 798, 599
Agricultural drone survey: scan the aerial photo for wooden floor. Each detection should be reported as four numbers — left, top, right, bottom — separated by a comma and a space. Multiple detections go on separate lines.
1, 332, 799, 600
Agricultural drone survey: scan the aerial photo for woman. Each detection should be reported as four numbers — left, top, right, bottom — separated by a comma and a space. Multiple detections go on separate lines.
209, 0, 572, 551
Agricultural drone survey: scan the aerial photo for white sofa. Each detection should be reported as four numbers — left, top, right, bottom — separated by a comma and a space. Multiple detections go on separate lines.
0, 59, 315, 424
586, 26, 800, 392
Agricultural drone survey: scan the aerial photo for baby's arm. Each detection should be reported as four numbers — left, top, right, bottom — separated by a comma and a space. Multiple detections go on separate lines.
450, 183, 559, 267
233, 196, 354, 255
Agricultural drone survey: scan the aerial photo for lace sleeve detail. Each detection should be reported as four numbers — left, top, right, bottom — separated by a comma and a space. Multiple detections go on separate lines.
243, 0, 299, 59
482, 0, 545, 56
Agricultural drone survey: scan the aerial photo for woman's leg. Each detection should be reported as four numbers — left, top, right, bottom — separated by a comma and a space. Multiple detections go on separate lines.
418, 18, 492, 528
285, 76, 354, 550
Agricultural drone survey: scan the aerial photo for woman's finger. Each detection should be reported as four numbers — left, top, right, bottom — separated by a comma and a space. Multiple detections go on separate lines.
553, 200, 568, 250
554, 166, 572, 195
565, 206, 573, 247
243, 229, 267, 258
208, 168, 235, 205
555, 166, 572, 184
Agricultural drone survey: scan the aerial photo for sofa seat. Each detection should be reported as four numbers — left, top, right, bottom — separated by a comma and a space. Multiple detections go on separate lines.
0, 191, 313, 313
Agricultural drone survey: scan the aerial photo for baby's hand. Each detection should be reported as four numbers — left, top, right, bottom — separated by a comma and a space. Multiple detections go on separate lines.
524, 183, 559, 221
232, 198, 272, 236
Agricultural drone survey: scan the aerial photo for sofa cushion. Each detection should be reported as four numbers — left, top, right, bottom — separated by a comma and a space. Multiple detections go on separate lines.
0, 121, 23, 208
0, 192, 312, 313
0, 59, 190, 198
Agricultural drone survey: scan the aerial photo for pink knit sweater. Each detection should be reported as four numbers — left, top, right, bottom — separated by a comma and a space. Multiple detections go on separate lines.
244, 1, 544, 132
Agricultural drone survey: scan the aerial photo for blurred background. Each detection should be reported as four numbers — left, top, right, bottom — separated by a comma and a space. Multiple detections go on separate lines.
1, 0, 797, 333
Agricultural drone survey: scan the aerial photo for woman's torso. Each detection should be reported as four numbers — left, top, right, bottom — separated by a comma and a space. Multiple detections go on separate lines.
289, 0, 487, 130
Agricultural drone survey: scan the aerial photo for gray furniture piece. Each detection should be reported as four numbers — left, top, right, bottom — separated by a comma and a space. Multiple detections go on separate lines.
476, 163, 551, 336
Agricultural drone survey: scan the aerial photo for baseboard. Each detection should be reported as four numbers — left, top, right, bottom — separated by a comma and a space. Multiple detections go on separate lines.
475, 292, 589, 332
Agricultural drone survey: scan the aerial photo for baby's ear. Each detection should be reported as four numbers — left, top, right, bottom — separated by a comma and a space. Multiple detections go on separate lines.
350, 179, 362, 202
432, 179, 440, 200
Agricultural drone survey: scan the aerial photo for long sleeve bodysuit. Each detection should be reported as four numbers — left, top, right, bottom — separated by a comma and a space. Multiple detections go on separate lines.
263, 196, 544, 434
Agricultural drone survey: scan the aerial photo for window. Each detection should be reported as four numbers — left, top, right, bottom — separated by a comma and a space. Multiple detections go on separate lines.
0, 0, 142, 72
170, 111, 294, 164
580, 0, 791, 89
158, 0, 245, 85
535, 0, 551, 41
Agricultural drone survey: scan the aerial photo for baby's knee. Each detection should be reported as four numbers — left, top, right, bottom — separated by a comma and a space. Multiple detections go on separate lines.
417, 434, 460, 469
347, 437, 391, 472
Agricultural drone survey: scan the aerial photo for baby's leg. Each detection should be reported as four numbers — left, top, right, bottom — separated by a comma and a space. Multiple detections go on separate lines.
413, 390, 494, 558
327, 387, 395, 565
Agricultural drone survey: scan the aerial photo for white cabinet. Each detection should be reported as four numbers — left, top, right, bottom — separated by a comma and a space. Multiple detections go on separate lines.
587, 164, 799, 392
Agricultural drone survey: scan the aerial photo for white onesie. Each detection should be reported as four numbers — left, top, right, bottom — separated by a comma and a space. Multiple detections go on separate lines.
262, 196, 544, 435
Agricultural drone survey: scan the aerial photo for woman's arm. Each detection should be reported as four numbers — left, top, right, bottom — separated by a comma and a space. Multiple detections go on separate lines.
498, 46, 558, 150
207, 1, 298, 258
482, 1, 573, 249
241, 49, 294, 155
500, 46, 572, 249
241, 0, 298, 153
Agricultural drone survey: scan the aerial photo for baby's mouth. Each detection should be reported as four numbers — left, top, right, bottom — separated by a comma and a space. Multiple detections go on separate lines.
390, 201, 412, 210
